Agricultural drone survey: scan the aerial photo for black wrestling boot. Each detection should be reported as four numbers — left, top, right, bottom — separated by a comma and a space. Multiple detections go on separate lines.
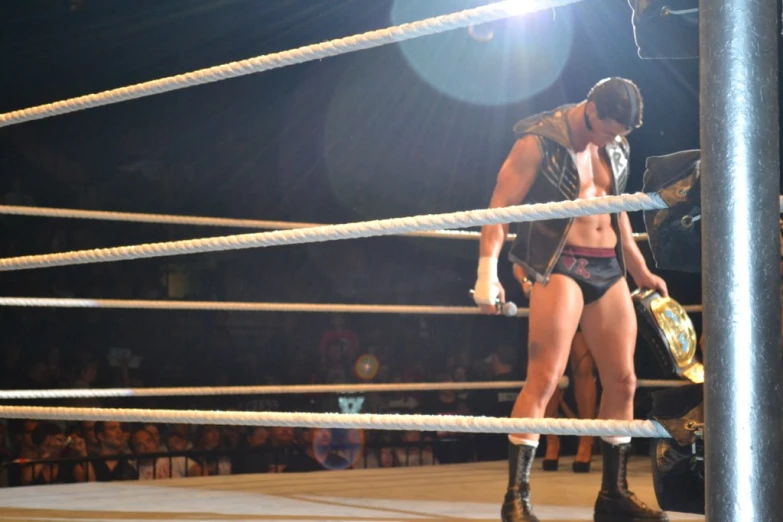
593, 441, 669, 522
501, 441, 540, 522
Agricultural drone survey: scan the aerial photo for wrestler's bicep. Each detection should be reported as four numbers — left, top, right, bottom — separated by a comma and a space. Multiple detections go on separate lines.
490, 135, 540, 208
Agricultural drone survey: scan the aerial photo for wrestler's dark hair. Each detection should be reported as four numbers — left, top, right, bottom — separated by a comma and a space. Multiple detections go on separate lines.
586, 77, 643, 130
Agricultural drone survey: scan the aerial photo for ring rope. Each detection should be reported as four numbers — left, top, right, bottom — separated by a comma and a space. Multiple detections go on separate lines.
8, 193, 781, 272
0, 378, 687, 401
0, 203, 651, 243
0, 296, 703, 315
0, 0, 583, 128
0, 193, 672, 271
0, 379, 570, 401
0, 405, 671, 438
0, 297, 517, 315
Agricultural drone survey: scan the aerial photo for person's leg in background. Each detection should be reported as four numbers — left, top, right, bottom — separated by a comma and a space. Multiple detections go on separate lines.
541, 385, 563, 471
569, 330, 597, 472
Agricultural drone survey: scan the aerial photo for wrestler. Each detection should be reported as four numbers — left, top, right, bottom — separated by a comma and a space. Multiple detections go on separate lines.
513, 264, 597, 473
473, 78, 669, 522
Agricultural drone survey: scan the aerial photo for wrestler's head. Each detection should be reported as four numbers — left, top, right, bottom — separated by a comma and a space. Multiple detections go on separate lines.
584, 77, 643, 146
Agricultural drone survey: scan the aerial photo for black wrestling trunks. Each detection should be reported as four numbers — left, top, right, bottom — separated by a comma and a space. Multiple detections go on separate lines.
551, 246, 623, 305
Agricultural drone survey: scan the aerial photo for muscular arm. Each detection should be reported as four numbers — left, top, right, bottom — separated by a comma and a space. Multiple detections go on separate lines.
479, 135, 541, 258
474, 135, 540, 309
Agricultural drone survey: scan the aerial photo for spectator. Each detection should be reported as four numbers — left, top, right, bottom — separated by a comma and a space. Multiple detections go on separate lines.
284, 428, 348, 473
221, 426, 243, 451
74, 361, 99, 388
73, 421, 135, 482
13, 420, 38, 459
233, 427, 270, 474
164, 431, 202, 478
394, 431, 437, 467
21, 423, 86, 485
142, 423, 166, 451
266, 427, 297, 472
76, 421, 101, 455
195, 426, 231, 476
130, 428, 170, 480
168, 424, 193, 449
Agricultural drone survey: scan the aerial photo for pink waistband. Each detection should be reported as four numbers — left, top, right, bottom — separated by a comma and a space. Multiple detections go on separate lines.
561, 246, 616, 258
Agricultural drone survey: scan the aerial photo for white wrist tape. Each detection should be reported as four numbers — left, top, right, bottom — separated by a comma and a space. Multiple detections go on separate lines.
474, 257, 499, 306
478, 256, 499, 281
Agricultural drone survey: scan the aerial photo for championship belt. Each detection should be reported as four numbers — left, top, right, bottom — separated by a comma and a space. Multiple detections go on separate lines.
632, 288, 703, 383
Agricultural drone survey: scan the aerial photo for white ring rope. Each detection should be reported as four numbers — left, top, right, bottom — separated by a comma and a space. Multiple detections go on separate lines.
0, 297, 520, 315
14, 192, 783, 272
0, 193, 671, 271
0, 405, 671, 438
0, 203, 651, 243
0, 379, 569, 401
0, 378, 689, 401
6, 193, 781, 272
0, 0, 584, 128
0, 296, 703, 315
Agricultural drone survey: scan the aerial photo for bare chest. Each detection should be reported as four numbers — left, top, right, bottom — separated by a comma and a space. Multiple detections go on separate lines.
573, 146, 614, 197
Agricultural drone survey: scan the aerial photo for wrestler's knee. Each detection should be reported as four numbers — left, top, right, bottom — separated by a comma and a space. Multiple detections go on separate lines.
522, 368, 562, 408
601, 370, 637, 403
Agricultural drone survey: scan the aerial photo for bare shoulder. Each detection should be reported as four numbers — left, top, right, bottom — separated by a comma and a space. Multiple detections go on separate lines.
491, 135, 542, 205
508, 134, 542, 167
499, 134, 541, 182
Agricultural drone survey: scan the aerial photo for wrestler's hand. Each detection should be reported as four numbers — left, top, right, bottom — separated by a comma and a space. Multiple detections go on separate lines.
474, 256, 506, 314
634, 270, 669, 297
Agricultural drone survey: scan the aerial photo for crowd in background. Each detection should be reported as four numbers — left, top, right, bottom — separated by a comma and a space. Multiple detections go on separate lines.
0, 308, 528, 487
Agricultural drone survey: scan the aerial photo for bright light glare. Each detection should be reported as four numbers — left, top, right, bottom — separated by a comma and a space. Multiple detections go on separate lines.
499, 0, 548, 16
390, 0, 574, 106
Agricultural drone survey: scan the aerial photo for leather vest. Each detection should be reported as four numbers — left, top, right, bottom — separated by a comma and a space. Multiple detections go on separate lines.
508, 104, 630, 283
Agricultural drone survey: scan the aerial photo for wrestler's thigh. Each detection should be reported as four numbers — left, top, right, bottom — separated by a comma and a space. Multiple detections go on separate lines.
528, 274, 584, 372
579, 278, 637, 378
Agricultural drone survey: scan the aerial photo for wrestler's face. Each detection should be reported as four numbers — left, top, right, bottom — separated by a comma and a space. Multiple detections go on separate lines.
585, 103, 632, 147
590, 118, 631, 147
